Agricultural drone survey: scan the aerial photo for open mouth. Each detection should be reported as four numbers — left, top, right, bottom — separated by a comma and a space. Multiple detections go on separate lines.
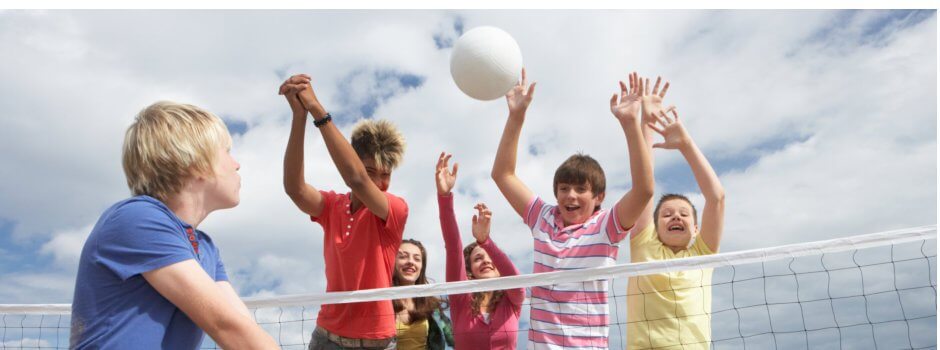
668, 224, 685, 233
401, 267, 416, 274
563, 205, 581, 212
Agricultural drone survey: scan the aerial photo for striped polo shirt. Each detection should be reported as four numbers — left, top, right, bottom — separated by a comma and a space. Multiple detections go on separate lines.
525, 196, 632, 350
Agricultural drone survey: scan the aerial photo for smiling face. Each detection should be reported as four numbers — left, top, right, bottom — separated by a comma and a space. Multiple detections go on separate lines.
467, 245, 500, 279
655, 198, 698, 249
555, 182, 605, 227
395, 242, 423, 285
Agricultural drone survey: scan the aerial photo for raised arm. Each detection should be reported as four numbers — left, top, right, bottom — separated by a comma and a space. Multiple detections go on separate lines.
295, 78, 390, 220
491, 68, 536, 218
471, 203, 525, 306
436, 152, 467, 283
648, 108, 725, 252
635, 76, 672, 233
609, 72, 655, 231
143, 261, 279, 349
280, 75, 325, 217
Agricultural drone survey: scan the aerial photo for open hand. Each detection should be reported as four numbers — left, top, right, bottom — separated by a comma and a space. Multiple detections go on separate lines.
610, 72, 642, 123
471, 203, 492, 244
648, 107, 691, 150
506, 68, 536, 115
435, 152, 458, 195
641, 76, 670, 125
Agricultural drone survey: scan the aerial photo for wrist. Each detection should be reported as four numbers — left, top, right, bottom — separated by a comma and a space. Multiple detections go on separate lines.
508, 110, 526, 120
308, 105, 328, 120
476, 236, 489, 244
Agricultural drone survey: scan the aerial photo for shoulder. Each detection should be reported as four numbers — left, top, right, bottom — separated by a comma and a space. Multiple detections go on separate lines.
385, 192, 409, 215
630, 224, 657, 245
97, 196, 177, 235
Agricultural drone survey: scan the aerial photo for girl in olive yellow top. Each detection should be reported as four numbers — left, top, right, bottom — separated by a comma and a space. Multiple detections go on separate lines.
627, 77, 726, 350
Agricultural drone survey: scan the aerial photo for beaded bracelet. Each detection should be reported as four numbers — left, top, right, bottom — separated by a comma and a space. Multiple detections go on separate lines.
313, 113, 332, 128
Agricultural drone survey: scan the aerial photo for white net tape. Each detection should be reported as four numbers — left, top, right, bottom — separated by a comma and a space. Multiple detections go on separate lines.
1, 225, 935, 349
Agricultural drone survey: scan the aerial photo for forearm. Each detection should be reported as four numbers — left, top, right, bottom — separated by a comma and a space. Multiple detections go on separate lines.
679, 141, 724, 202
491, 112, 525, 181
622, 120, 654, 199
438, 194, 467, 282
208, 316, 278, 350
479, 238, 520, 277
317, 121, 370, 190
478, 238, 525, 305
283, 116, 310, 196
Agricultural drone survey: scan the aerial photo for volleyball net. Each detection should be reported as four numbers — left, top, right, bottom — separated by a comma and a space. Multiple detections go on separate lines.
1, 225, 935, 349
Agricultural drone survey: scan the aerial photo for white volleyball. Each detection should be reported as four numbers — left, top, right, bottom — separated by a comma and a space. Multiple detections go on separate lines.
449, 26, 523, 101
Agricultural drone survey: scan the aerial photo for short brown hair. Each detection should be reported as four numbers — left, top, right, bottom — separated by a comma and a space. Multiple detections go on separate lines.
122, 101, 231, 202
350, 119, 406, 170
653, 194, 698, 231
553, 153, 606, 211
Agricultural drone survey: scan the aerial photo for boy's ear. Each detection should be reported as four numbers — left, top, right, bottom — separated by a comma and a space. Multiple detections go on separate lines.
595, 192, 605, 204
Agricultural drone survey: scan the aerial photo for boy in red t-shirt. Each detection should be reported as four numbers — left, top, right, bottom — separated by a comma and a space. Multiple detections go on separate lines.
280, 74, 408, 349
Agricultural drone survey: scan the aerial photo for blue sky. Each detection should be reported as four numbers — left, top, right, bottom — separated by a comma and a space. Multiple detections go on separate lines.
0, 9, 936, 348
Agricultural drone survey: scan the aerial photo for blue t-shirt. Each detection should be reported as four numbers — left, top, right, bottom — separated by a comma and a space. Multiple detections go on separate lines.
70, 195, 229, 350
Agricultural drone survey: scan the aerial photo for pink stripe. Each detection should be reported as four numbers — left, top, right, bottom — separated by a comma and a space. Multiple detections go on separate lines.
526, 198, 544, 228
529, 329, 609, 348
534, 240, 617, 259
531, 287, 608, 304
533, 264, 556, 273
530, 308, 609, 326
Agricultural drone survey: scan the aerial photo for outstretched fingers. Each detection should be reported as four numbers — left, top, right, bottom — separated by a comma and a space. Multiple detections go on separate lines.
436, 152, 447, 172
652, 76, 662, 95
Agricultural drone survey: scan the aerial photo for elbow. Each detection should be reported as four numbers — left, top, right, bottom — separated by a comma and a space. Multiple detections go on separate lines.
636, 182, 655, 202
491, 168, 510, 185
709, 188, 726, 205
283, 181, 303, 200
344, 173, 370, 192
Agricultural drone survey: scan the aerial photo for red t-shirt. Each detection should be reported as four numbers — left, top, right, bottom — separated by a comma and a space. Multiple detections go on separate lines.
311, 190, 408, 339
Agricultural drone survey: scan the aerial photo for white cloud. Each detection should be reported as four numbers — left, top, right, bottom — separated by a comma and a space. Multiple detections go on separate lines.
39, 224, 92, 270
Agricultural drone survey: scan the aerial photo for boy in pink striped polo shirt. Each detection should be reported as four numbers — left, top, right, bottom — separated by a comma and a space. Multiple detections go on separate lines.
491, 69, 655, 350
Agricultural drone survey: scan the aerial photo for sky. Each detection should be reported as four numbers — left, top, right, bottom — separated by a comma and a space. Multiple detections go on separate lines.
0, 8, 936, 348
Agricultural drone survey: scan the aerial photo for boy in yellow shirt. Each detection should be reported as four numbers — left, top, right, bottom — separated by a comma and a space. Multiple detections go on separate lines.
627, 77, 726, 350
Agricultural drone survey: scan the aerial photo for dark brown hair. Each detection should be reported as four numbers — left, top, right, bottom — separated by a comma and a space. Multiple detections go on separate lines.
653, 194, 698, 231
463, 242, 504, 316
393, 239, 445, 324
553, 153, 606, 212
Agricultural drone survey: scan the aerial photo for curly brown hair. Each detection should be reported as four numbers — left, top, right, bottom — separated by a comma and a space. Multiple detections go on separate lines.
393, 239, 446, 324
463, 242, 504, 316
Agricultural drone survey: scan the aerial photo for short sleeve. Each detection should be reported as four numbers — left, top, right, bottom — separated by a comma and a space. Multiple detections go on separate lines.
605, 202, 635, 244
382, 193, 408, 240
692, 234, 716, 256
96, 202, 194, 281
523, 196, 544, 229
311, 190, 338, 225
214, 247, 229, 282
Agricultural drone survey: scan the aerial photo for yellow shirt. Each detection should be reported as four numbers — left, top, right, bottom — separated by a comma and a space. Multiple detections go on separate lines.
627, 224, 715, 350
395, 318, 428, 350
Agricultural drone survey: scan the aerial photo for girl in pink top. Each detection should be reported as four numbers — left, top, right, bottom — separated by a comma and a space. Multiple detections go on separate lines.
435, 152, 525, 350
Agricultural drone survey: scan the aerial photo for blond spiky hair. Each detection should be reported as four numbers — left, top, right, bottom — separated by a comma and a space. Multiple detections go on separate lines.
350, 119, 406, 170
